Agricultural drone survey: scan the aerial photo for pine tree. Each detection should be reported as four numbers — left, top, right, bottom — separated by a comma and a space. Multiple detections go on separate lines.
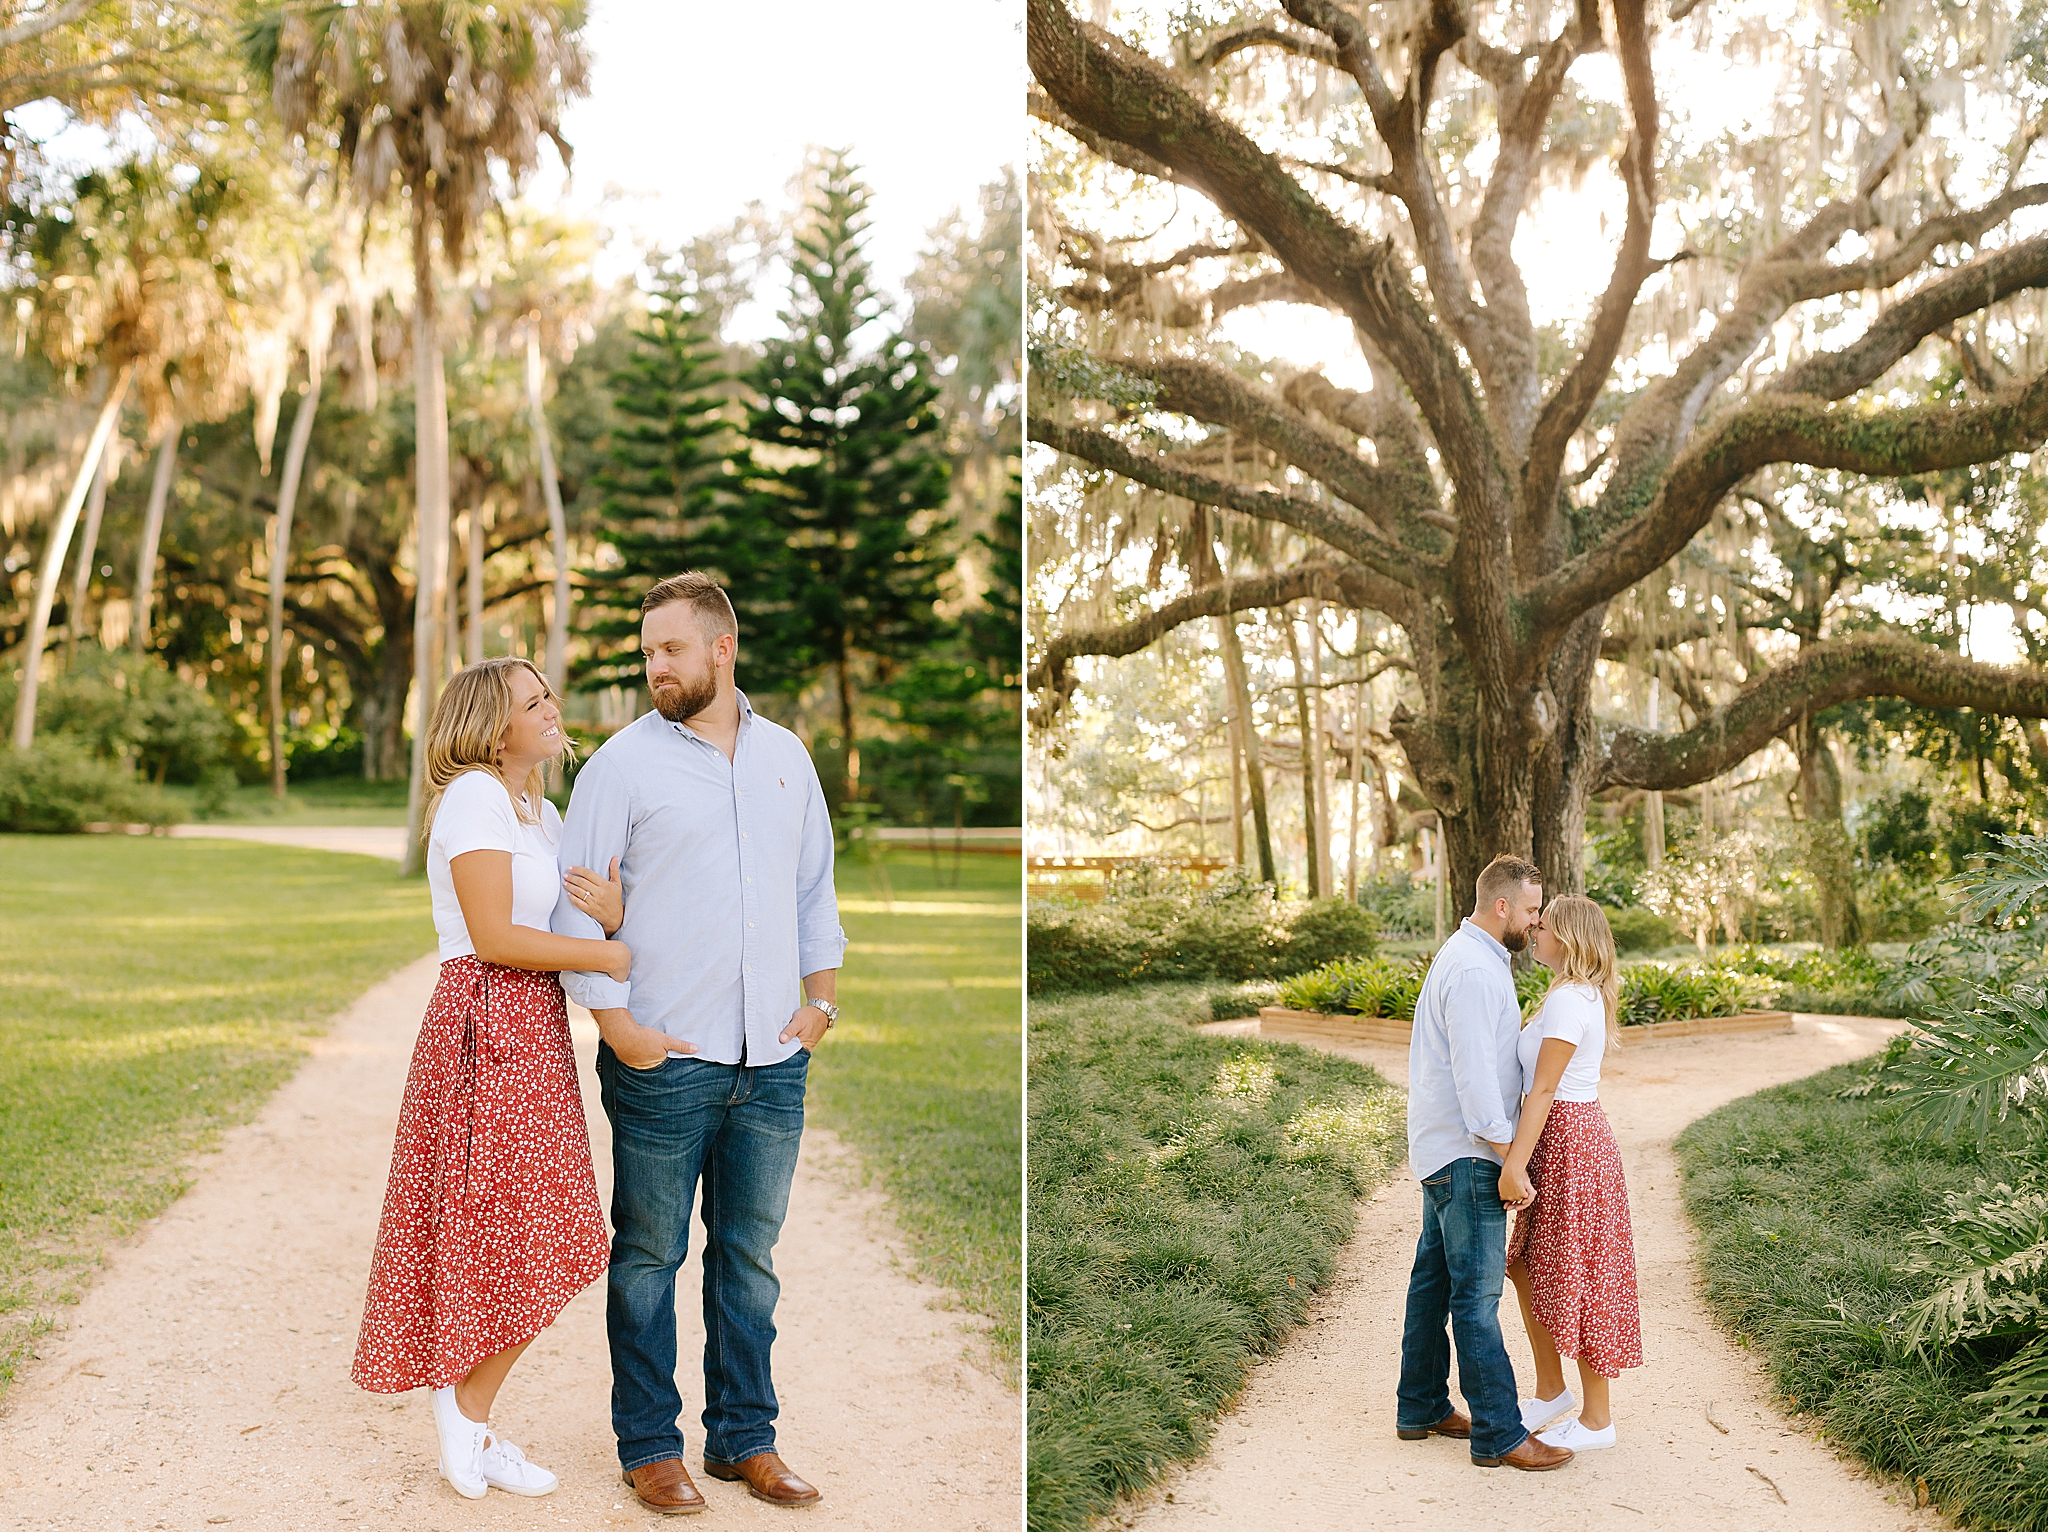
579, 259, 740, 689
737, 150, 953, 800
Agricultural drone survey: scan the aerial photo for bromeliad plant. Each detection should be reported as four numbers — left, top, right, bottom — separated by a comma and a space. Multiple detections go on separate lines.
1882, 836, 2048, 1451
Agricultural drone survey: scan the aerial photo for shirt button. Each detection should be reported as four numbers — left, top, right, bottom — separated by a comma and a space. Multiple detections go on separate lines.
748, 921, 755, 928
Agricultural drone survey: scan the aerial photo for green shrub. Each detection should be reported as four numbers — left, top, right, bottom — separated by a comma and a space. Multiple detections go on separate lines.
1605, 904, 1672, 953
1618, 961, 1761, 1025
1276, 897, 1379, 969
1355, 873, 1434, 936
0, 741, 183, 833
1276, 955, 1427, 1019
3, 651, 236, 784
1206, 980, 1280, 1020
1029, 885, 1377, 995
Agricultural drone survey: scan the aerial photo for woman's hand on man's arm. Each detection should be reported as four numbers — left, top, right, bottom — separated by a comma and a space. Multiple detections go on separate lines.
563, 856, 625, 935
451, 849, 632, 979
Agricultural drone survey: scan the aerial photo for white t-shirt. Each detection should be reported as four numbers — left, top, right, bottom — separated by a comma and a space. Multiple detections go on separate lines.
1517, 983, 1608, 1103
426, 769, 564, 962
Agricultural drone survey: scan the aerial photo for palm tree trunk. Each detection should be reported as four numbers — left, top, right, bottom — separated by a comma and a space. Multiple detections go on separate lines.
268, 366, 324, 798
1217, 614, 1274, 884
11, 363, 134, 751
527, 331, 571, 696
463, 504, 484, 665
131, 420, 178, 653
402, 241, 452, 875
1347, 679, 1364, 902
64, 445, 113, 668
1283, 609, 1320, 898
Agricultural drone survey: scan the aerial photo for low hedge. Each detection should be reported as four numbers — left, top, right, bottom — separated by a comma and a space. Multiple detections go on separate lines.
1273, 952, 1776, 1027
0, 741, 183, 833
1027, 893, 1378, 995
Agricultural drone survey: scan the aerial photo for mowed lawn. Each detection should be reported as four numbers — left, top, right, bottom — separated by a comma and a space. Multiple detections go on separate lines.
811, 847, 1023, 1376
0, 832, 1021, 1397
0, 835, 434, 1395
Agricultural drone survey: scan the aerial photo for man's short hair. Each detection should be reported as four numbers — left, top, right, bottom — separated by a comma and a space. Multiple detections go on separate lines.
1475, 853, 1543, 912
641, 571, 738, 641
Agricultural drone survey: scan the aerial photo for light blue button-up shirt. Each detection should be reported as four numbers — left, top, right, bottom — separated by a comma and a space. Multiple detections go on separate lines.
550, 692, 847, 1067
1407, 918, 1523, 1182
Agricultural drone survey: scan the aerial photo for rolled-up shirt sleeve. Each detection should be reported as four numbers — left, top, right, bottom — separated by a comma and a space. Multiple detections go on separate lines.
552, 752, 632, 1011
793, 756, 847, 976
1443, 970, 1515, 1148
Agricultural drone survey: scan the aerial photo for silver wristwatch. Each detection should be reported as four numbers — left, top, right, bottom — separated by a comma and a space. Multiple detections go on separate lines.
805, 996, 839, 1027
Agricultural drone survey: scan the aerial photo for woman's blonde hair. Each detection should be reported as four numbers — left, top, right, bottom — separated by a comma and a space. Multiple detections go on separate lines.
419, 657, 572, 842
1540, 894, 1622, 1045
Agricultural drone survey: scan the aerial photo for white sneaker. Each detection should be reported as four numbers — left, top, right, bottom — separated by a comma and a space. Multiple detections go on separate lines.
431, 1385, 490, 1498
1519, 1390, 1575, 1432
1538, 1417, 1616, 1450
479, 1430, 559, 1497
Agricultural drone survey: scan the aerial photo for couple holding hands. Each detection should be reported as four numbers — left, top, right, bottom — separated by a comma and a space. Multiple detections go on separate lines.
1397, 855, 1644, 1470
348, 571, 844, 1515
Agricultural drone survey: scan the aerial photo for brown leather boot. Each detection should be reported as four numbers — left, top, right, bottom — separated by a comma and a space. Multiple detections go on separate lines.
1396, 1409, 1471, 1441
621, 1458, 708, 1515
1474, 1435, 1575, 1471
704, 1450, 822, 1506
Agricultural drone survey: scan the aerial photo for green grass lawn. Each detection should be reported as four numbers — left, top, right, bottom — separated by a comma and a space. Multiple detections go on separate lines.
1028, 984, 1403, 1532
163, 777, 412, 826
1677, 1060, 2048, 1530
811, 848, 1023, 1377
0, 835, 434, 1396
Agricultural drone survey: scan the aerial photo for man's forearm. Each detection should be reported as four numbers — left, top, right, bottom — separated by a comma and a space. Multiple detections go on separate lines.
802, 969, 837, 1005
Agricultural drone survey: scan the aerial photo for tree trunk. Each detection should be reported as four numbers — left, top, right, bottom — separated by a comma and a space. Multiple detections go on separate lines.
838, 653, 858, 805
268, 366, 323, 798
131, 420, 178, 653
65, 443, 113, 667
11, 363, 133, 751
1308, 599, 1332, 895
402, 239, 452, 875
1793, 713, 1863, 947
527, 331, 572, 696
1218, 614, 1275, 883
463, 502, 485, 665
1283, 607, 1321, 897
1226, 688, 1246, 865
1347, 679, 1364, 901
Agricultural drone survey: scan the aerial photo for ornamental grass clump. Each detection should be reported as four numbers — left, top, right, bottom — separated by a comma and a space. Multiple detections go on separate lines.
1275, 955, 1427, 1018
1028, 985, 1402, 1532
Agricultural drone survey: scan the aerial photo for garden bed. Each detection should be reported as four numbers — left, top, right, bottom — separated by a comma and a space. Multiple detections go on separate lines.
1256, 1004, 1794, 1046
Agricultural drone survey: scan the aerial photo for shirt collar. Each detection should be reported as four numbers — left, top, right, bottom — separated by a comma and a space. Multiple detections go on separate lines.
1459, 916, 1511, 965
666, 688, 755, 744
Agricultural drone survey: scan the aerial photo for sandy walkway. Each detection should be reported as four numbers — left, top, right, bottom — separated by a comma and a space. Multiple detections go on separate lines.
0, 954, 1019, 1532
1126, 1013, 1943, 1532
167, 825, 407, 860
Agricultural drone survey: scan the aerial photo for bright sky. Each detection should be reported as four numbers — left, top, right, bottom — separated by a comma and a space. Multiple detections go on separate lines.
23, 0, 1022, 341
528, 0, 1022, 335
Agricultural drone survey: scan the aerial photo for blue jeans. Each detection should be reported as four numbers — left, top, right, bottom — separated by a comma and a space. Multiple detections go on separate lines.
597, 1043, 809, 1471
1395, 1156, 1526, 1460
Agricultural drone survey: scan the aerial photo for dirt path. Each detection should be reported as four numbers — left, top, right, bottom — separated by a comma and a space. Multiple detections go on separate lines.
0, 954, 1019, 1532
1125, 1014, 1943, 1532
166, 825, 407, 860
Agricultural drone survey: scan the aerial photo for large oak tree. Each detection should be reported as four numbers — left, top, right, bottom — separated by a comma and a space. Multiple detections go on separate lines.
1028, 0, 2048, 912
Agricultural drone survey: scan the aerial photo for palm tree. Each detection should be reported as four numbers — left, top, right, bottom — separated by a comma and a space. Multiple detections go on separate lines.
10, 158, 241, 750
245, 0, 590, 867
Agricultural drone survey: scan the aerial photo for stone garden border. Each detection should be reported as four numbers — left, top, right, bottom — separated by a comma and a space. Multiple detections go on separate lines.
1252, 1006, 1796, 1047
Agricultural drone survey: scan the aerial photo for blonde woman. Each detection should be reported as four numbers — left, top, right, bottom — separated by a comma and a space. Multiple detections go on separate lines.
352, 658, 635, 1499
1502, 894, 1643, 1451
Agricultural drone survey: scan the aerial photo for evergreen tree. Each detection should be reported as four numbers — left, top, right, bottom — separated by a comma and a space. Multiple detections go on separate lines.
579, 259, 741, 689
738, 150, 953, 801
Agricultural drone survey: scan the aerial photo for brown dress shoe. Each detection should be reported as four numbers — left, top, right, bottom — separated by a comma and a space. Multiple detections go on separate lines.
1474, 1434, 1574, 1471
1396, 1409, 1471, 1441
704, 1450, 822, 1506
621, 1458, 708, 1515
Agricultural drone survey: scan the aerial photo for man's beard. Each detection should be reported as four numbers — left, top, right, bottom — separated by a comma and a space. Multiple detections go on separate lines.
1501, 923, 1532, 953
650, 669, 716, 722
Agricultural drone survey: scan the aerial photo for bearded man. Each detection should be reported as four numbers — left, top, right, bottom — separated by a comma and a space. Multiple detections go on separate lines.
1393, 854, 1574, 1473
553, 570, 846, 1514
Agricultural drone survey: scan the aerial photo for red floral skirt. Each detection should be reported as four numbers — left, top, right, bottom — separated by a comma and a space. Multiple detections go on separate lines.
352, 957, 609, 1393
1507, 1098, 1643, 1379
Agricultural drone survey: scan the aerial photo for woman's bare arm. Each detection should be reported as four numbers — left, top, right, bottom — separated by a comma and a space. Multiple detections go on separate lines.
1502, 1037, 1578, 1211
451, 850, 631, 979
